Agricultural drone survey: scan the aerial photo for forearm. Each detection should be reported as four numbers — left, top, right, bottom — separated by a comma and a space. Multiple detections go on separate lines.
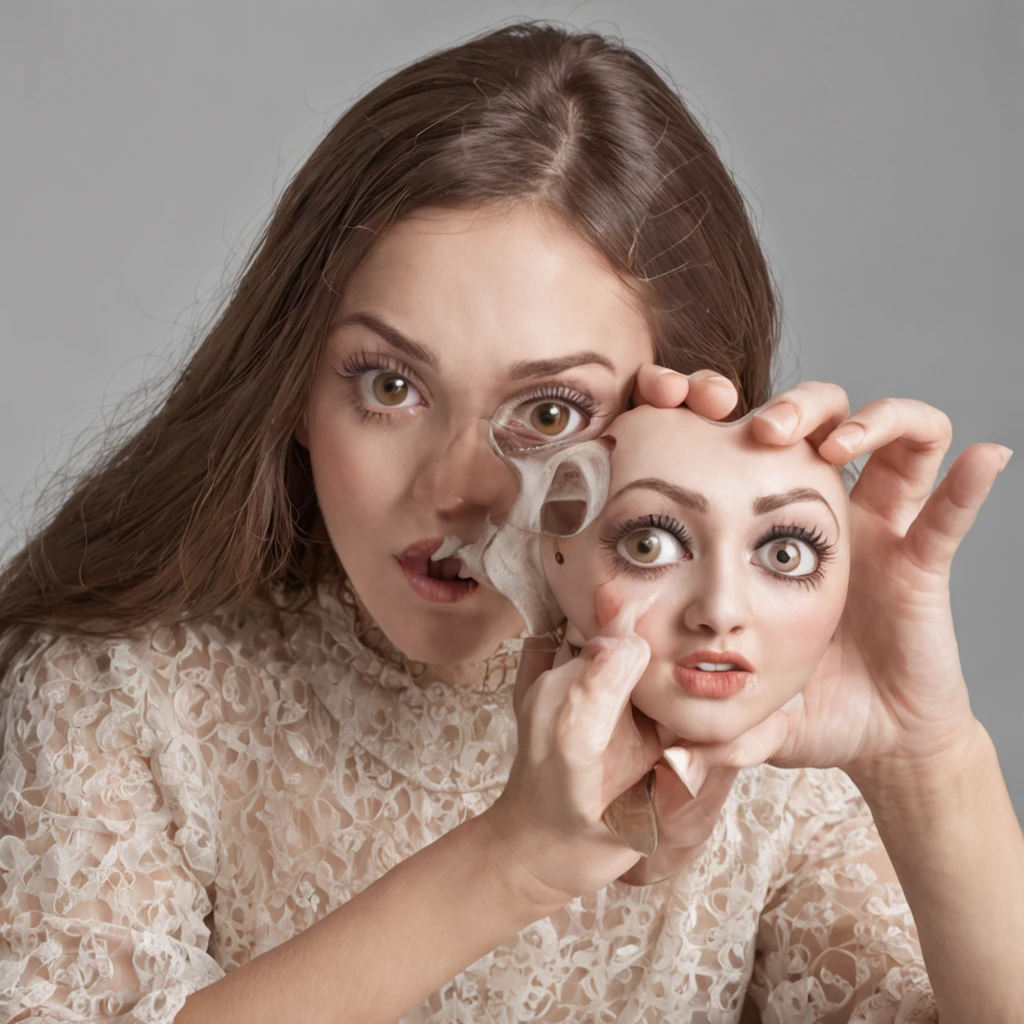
847, 722, 1024, 1024
175, 812, 564, 1024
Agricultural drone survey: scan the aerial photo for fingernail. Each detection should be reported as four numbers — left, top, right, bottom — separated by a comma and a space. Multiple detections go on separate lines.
996, 446, 1014, 472
756, 402, 799, 436
828, 422, 866, 451
689, 370, 731, 387
656, 368, 683, 382
663, 746, 708, 797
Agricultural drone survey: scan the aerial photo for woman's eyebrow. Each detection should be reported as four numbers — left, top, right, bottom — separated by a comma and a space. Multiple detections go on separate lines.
329, 312, 616, 379
329, 312, 438, 369
507, 352, 616, 379
753, 488, 840, 531
612, 478, 710, 514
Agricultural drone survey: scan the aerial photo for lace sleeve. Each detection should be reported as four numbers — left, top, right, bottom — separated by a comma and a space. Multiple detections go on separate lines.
0, 631, 226, 1023
747, 769, 937, 1024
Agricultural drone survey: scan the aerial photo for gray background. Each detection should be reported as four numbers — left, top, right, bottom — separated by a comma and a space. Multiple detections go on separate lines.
1, 2, 1021, 818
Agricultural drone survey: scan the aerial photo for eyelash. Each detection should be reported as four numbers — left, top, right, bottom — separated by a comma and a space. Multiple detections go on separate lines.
335, 351, 426, 424
512, 383, 600, 420
599, 514, 692, 580
754, 523, 837, 590
333, 350, 601, 426
599, 516, 837, 588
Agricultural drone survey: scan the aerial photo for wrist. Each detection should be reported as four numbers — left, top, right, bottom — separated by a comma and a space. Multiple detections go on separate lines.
844, 718, 997, 825
472, 805, 572, 915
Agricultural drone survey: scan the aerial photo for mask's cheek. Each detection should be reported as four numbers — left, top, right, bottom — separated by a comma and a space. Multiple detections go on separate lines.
542, 535, 668, 642
756, 585, 848, 711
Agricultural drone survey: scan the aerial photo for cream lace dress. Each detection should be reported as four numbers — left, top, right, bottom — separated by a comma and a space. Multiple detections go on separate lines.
0, 576, 936, 1023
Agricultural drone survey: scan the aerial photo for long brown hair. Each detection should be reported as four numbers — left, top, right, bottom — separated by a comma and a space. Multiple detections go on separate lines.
0, 20, 780, 669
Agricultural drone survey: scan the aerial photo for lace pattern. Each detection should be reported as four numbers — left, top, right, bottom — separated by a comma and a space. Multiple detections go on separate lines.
0, 579, 937, 1022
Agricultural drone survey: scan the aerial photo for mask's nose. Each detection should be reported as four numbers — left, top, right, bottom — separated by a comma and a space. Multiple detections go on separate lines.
679, 550, 751, 638
410, 417, 521, 529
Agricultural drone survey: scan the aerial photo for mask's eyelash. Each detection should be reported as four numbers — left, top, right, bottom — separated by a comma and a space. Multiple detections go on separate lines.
598, 513, 692, 579
754, 522, 838, 589
513, 383, 599, 418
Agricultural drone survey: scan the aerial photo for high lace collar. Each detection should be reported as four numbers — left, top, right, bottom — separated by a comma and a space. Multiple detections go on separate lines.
309, 573, 528, 694
280, 572, 555, 792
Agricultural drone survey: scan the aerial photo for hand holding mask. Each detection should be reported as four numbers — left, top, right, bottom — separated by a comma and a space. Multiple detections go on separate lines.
446, 402, 851, 867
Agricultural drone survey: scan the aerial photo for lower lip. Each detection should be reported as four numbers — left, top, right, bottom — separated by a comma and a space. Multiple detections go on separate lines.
673, 664, 752, 699
397, 557, 480, 605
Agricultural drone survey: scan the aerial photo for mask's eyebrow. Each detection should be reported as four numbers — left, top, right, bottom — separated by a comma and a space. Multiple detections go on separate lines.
329, 312, 439, 369
611, 478, 710, 514
753, 488, 840, 533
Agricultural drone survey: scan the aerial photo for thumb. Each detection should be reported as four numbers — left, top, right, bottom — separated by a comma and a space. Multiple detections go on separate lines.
513, 636, 557, 718
666, 706, 794, 784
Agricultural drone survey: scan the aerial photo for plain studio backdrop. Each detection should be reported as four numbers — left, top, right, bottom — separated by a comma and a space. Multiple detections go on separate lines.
1, 1, 1021, 820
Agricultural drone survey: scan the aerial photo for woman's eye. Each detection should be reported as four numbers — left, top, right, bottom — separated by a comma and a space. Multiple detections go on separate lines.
357, 369, 423, 410
514, 399, 587, 440
754, 538, 819, 577
616, 528, 686, 568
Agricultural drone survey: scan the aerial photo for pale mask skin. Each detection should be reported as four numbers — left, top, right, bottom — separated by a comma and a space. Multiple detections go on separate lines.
541, 405, 851, 748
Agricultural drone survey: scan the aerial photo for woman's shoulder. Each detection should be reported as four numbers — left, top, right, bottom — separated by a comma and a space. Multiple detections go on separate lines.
1, 590, 300, 724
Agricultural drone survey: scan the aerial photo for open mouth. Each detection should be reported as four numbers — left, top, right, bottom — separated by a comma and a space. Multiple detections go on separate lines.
674, 650, 754, 699
396, 538, 479, 604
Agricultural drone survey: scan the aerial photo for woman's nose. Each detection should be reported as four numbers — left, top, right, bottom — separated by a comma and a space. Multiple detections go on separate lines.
680, 555, 750, 637
411, 419, 519, 526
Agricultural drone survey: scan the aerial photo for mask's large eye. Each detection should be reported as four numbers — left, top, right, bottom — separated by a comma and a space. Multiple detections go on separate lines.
617, 528, 686, 568
514, 399, 587, 441
754, 538, 818, 577
357, 369, 423, 410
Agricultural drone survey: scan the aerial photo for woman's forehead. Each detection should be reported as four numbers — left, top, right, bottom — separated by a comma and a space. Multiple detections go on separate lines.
606, 406, 846, 507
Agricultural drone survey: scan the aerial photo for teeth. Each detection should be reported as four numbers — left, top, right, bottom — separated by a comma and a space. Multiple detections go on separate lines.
696, 662, 739, 672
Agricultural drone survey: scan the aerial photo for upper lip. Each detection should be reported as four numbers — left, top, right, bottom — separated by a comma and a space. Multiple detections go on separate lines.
677, 650, 755, 673
399, 538, 447, 561
397, 537, 472, 579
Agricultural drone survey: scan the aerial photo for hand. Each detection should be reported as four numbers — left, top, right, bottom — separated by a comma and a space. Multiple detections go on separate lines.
631, 365, 739, 421
633, 367, 851, 443
671, 394, 1012, 791
484, 612, 664, 908
617, 758, 739, 886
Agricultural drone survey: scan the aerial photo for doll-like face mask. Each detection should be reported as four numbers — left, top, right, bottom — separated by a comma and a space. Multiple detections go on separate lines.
541, 405, 851, 746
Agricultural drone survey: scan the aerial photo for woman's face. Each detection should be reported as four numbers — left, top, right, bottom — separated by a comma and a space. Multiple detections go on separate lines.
542, 406, 850, 745
299, 202, 654, 663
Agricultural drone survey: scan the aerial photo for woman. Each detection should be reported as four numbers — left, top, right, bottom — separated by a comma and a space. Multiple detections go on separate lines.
0, 21, 1018, 1024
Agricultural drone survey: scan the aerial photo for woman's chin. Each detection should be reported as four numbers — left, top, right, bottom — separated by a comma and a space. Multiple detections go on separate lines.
379, 612, 524, 666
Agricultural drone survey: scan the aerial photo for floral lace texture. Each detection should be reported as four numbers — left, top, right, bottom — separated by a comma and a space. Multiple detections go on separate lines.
0, 579, 937, 1023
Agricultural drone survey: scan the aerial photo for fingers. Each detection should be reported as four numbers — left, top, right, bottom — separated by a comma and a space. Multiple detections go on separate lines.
903, 443, 1012, 576
513, 636, 556, 719
821, 398, 954, 531
670, 708, 794, 778
570, 635, 651, 753
631, 365, 738, 420
594, 580, 662, 639
750, 382, 850, 448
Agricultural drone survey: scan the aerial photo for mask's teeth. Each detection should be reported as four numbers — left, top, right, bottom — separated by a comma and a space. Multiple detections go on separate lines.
431, 535, 464, 561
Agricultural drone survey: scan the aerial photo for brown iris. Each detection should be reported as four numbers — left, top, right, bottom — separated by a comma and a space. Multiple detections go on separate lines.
530, 402, 570, 436
372, 373, 409, 406
764, 539, 802, 572
622, 530, 661, 563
